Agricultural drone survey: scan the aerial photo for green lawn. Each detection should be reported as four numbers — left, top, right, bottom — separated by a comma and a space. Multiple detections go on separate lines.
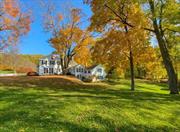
0, 76, 179, 132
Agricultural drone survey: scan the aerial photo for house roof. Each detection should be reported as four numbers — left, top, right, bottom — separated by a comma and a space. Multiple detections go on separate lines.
68, 64, 101, 70
40, 54, 60, 60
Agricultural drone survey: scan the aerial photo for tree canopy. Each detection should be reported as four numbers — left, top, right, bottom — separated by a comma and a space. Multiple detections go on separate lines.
0, 0, 31, 51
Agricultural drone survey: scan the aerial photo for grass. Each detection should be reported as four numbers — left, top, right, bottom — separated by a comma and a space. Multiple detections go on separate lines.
0, 76, 179, 132
0, 70, 14, 74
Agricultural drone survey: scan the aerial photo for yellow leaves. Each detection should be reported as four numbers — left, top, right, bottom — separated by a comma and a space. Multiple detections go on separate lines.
49, 16, 94, 65
92, 24, 148, 71
3, 17, 11, 25
89, 0, 150, 33
74, 47, 92, 67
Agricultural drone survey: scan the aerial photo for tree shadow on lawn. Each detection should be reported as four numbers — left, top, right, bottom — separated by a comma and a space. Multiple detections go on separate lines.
0, 76, 179, 102
0, 90, 179, 132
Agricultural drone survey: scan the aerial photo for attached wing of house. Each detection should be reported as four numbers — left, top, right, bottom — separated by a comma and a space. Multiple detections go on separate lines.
68, 64, 107, 81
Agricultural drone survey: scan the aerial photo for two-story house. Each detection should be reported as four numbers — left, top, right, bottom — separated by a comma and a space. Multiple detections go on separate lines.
38, 55, 62, 75
38, 54, 106, 81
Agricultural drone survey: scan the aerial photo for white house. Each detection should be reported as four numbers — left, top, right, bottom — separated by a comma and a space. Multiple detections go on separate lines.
38, 55, 62, 75
38, 54, 106, 81
68, 64, 106, 81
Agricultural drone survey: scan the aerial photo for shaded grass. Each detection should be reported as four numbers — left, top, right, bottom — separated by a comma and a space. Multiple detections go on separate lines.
0, 76, 179, 132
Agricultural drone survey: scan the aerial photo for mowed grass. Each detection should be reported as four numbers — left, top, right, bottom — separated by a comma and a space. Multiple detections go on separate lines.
0, 76, 179, 132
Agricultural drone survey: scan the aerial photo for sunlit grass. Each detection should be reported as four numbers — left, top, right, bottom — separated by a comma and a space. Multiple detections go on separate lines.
0, 76, 179, 132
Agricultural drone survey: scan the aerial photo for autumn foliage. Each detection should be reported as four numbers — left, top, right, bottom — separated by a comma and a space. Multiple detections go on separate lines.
85, 0, 179, 94
43, 4, 94, 74
0, 0, 31, 51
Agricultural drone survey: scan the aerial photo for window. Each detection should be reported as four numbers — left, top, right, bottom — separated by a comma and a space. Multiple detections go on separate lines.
81, 68, 83, 72
44, 68, 48, 73
97, 68, 102, 73
49, 68, 54, 74
50, 61, 55, 65
42, 60, 48, 65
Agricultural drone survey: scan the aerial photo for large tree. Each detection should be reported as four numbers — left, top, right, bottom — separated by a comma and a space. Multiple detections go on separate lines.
93, 29, 149, 90
85, 0, 179, 94
43, 3, 94, 74
85, 0, 149, 90
0, 0, 31, 51
142, 0, 179, 94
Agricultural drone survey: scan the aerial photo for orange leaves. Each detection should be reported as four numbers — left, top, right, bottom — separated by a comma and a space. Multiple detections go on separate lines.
2, 0, 31, 34
0, 0, 31, 50
4, 0, 20, 17
58, 14, 63, 21
18, 15, 31, 34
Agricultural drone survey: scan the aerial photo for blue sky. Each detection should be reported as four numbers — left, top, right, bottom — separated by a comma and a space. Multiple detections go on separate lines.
19, 0, 92, 55
19, 0, 157, 55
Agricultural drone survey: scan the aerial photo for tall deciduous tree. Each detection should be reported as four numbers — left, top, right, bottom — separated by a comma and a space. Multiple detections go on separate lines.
141, 0, 179, 94
43, 3, 94, 74
86, 0, 148, 90
0, 0, 31, 51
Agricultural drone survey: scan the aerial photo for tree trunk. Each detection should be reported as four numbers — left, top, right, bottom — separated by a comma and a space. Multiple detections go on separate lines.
149, 0, 179, 94
60, 58, 65, 75
155, 31, 178, 94
61, 56, 71, 75
129, 50, 135, 91
124, 25, 135, 91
